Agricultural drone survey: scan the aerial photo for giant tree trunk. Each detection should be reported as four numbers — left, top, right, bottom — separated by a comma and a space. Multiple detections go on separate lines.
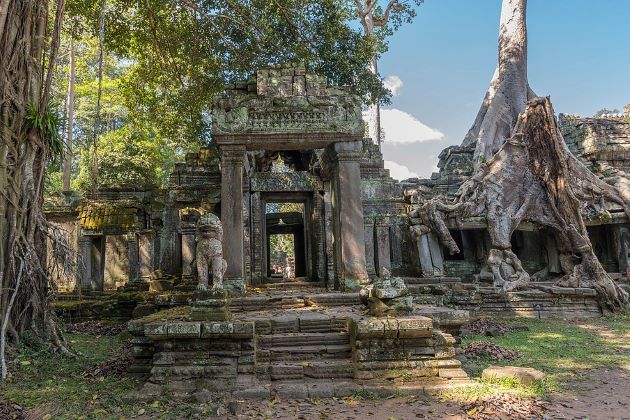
463, 0, 535, 168
0, 0, 70, 379
413, 0, 629, 313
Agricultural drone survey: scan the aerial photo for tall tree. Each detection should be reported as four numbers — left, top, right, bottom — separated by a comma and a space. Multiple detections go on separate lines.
62, 36, 75, 191
352, 0, 423, 146
0, 0, 70, 378
462, 0, 534, 168
414, 0, 629, 312
101, 0, 382, 147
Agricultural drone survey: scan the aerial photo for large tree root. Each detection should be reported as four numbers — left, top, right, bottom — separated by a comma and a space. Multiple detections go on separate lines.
415, 97, 629, 312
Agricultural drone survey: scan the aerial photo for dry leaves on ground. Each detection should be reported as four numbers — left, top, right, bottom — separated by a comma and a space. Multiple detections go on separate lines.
463, 342, 522, 361
463, 394, 547, 419
0, 400, 25, 420
81, 345, 132, 382
65, 321, 125, 336
465, 319, 512, 335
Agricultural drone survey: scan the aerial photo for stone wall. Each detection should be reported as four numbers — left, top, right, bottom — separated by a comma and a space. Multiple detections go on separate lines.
351, 317, 466, 382
128, 312, 467, 397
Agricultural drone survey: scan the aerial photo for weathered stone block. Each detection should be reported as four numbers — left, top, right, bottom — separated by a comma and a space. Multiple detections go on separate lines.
270, 364, 303, 380
482, 365, 545, 386
397, 317, 433, 331
353, 319, 385, 339
232, 322, 255, 338
439, 368, 469, 379
202, 322, 234, 337
144, 323, 169, 339
167, 322, 201, 338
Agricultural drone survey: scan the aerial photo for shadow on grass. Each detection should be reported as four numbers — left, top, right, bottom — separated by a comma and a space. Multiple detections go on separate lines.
441, 316, 629, 401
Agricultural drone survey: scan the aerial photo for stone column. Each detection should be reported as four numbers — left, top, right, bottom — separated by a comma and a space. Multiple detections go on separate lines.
331, 141, 368, 290
220, 145, 246, 294
613, 226, 630, 276
323, 181, 336, 289
127, 233, 139, 285
160, 206, 180, 275
180, 223, 197, 284
375, 224, 391, 274
138, 231, 155, 282
416, 232, 444, 277
364, 223, 376, 277
78, 235, 93, 291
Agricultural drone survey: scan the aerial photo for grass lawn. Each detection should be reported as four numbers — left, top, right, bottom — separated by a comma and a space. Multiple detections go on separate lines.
0, 331, 207, 419
1, 312, 628, 418
446, 310, 630, 400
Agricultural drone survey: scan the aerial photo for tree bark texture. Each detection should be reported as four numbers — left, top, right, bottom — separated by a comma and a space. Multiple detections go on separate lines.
417, 98, 629, 313
413, 0, 629, 313
0, 0, 69, 379
462, 0, 535, 169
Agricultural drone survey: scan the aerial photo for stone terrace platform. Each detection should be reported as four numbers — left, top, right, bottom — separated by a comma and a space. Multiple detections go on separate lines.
54, 277, 614, 323
127, 289, 472, 399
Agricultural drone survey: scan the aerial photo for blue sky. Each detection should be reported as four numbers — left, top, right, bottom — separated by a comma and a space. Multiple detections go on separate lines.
377, 0, 630, 179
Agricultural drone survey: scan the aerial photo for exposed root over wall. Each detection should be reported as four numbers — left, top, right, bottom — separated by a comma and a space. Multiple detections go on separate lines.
416, 97, 629, 313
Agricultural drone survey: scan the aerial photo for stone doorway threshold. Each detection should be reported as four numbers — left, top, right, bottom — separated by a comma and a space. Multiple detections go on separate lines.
259, 277, 324, 290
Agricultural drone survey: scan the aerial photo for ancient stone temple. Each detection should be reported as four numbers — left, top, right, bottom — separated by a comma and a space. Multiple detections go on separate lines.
47, 64, 414, 295
45, 65, 629, 399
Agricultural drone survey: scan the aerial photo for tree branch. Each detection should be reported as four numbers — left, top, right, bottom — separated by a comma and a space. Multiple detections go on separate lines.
373, 0, 398, 27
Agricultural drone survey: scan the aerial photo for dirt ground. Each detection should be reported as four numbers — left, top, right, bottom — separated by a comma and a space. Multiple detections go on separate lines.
233, 367, 630, 419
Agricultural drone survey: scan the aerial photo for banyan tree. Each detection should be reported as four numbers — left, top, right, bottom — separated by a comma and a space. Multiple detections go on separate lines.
412, 0, 629, 313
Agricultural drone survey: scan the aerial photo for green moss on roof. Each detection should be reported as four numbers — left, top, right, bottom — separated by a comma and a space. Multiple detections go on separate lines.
78, 200, 141, 230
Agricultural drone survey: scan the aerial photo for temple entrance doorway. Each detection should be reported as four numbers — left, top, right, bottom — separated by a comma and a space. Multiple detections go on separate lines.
263, 196, 313, 283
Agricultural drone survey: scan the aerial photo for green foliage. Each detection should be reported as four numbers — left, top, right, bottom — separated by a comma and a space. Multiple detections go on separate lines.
75, 125, 177, 190
45, 1, 384, 195
269, 234, 295, 265
24, 102, 65, 165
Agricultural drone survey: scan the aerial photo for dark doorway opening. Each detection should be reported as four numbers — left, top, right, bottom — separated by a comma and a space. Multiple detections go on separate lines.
265, 201, 308, 281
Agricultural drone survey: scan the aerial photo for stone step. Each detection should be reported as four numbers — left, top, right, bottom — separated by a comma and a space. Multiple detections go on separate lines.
305, 293, 362, 306
230, 293, 361, 312
258, 332, 349, 348
257, 343, 352, 362
267, 360, 354, 380
252, 315, 349, 335
402, 277, 461, 285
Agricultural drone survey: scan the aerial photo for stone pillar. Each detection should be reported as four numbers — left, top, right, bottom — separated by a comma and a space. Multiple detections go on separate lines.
314, 191, 327, 284
78, 235, 93, 291
323, 181, 336, 289
250, 192, 263, 285
416, 232, 444, 277
545, 233, 562, 274
375, 224, 391, 274
180, 224, 196, 284
151, 218, 163, 272
220, 145, 246, 294
138, 231, 155, 281
613, 226, 630, 276
331, 141, 368, 290
127, 233, 139, 284
160, 206, 180, 275
364, 223, 376, 277
390, 224, 403, 271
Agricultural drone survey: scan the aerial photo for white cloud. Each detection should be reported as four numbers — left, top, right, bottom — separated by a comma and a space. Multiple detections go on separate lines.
375, 108, 444, 144
384, 160, 419, 181
383, 75, 403, 96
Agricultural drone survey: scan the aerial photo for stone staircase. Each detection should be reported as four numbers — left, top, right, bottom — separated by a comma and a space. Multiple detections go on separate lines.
253, 315, 354, 380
